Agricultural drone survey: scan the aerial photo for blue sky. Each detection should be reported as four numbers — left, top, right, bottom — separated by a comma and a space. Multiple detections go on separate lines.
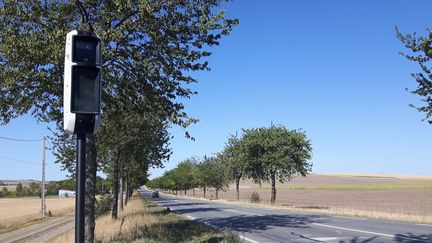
1, 0, 432, 181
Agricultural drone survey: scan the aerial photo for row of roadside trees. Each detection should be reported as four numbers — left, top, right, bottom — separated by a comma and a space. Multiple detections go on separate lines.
147, 124, 313, 205
0, 1, 237, 242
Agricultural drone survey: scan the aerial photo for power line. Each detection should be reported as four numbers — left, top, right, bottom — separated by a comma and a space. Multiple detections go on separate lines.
0, 154, 58, 168
0, 136, 44, 142
0, 155, 40, 165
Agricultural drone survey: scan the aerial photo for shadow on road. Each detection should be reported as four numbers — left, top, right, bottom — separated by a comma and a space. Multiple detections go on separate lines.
198, 214, 326, 232
162, 202, 206, 207
172, 207, 223, 214
339, 236, 380, 243
394, 233, 432, 243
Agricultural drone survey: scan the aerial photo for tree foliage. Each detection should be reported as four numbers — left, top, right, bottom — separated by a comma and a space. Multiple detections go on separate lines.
0, 1, 238, 241
242, 126, 313, 183
241, 125, 313, 204
148, 125, 313, 204
397, 27, 432, 124
147, 155, 230, 199
220, 133, 247, 200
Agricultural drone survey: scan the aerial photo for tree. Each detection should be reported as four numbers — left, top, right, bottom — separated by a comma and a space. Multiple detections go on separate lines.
196, 155, 229, 199
397, 28, 432, 124
97, 103, 171, 219
196, 156, 213, 198
58, 178, 76, 191
29, 182, 40, 195
221, 133, 247, 201
0, 1, 237, 241
1, 187, 9, 198
171, 158, 200, 195
16, 183, 24, 196
241, 125, 313, 205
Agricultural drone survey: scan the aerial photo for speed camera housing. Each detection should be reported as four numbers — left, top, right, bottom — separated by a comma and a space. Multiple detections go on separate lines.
64, 30, 102, 135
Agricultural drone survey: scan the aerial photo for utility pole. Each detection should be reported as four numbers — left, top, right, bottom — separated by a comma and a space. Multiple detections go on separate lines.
75, 134, 86, 243
41, 136, 46, 216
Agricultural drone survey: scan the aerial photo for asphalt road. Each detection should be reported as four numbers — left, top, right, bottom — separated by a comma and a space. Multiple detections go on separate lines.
139, 189, 432, 243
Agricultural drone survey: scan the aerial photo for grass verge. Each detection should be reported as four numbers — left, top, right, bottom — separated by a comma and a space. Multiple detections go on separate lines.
49, 193, 242, 243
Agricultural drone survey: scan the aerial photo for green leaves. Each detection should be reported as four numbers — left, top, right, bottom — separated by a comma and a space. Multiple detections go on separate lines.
1, 0, 238, 175
241, 125, 313, 184
0, 0, 238, 128
397, 27, 432, 124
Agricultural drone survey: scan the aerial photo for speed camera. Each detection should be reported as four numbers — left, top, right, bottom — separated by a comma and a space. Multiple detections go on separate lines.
64, 30, 102, 135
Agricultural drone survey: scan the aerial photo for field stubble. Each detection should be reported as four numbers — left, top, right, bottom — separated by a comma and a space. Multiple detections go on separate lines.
180, 174, 432, 224
0, 197, 75, 233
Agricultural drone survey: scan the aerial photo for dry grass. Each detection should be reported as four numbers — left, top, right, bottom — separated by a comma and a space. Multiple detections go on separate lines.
49, 194, 231, 243
173, 174, 432, 224
0, 197, 75, 233
94, 195, 160, 242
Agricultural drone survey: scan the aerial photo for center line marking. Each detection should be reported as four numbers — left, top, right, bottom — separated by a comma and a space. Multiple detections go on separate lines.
312, 223, 420, 241
334, 216, 368, 220
224, 209, 263, 216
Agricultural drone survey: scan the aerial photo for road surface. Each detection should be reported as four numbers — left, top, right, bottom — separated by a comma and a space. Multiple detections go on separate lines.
139, 189, 432, 243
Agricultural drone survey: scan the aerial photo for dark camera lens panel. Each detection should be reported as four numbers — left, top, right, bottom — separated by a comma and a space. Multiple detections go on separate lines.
73, 36, 100, 64
71, 66, 100, 114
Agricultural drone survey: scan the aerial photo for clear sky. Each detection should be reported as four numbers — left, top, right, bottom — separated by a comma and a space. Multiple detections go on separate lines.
1, 0, 432, 181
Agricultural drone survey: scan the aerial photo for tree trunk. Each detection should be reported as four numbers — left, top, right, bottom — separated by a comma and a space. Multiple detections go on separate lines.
119, 176, 124, 210
128, 185, 133, 199
203, 187, 206, 198
124, 178, 128, 206
235, 176, 240, 201
111, 163, 119, 220
193, 188, 195, 197
184, 189, 187, 195
270, 173, 276, 205
216, 189, 219, 199
85, 135, 97, 243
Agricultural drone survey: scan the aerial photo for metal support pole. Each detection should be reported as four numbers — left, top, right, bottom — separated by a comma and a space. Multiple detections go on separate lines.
75, 134, 86, 243
41, 136, 46, 216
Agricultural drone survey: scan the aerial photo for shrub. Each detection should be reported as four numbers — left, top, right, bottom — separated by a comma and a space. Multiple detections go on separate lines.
95, 194, 113, 217
248, 192, 261, 203
222, 230, 243, 243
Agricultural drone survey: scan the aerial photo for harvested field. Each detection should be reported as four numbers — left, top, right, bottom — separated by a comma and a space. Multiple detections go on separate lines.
0, 197, 75, 233
174, 174, 432, 223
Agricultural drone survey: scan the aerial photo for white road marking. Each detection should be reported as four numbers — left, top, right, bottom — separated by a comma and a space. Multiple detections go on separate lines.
183, 211, 260, 243
334, 216, 368, 220
224, 208, 263, 216
239, 235, 260, 243
311, 237, 339, 241
415, 223, 432, 227
313, 223, 394, 237
312, 223, 419, 241
202, 221, 216, 228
